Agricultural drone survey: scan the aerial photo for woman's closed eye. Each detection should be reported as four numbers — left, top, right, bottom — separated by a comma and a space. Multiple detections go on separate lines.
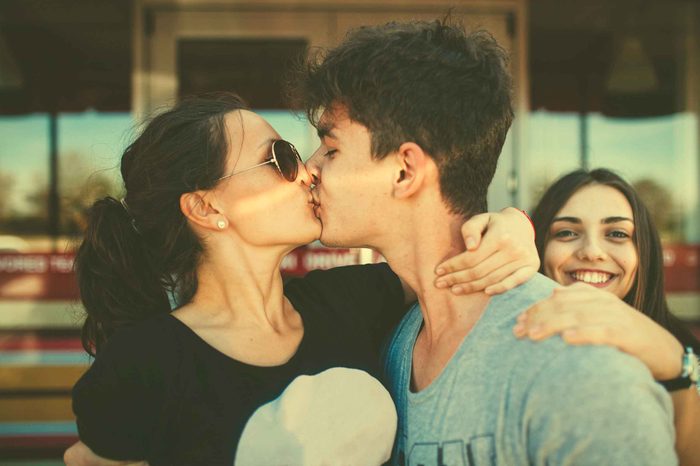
323, 149, 338, 159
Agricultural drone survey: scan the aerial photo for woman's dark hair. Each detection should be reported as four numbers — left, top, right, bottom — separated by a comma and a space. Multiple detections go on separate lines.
531, 168, 699, 351
75, 93, 248, 356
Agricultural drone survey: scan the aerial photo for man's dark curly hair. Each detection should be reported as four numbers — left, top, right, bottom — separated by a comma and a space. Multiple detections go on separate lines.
292, 19, 514, 217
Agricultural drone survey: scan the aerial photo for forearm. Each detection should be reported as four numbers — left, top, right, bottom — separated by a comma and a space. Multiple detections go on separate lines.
500, 206, 535, 240
671, 388, 700, 466
64, 441, 148, 466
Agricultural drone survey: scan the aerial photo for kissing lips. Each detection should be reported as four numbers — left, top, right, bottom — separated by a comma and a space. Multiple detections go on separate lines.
310, 192, 321, 219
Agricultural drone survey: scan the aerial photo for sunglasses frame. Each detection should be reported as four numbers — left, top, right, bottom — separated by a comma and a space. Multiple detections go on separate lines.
216, 139, 301, 182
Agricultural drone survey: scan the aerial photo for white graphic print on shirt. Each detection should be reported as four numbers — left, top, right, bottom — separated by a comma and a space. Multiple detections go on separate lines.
235, 367, 397, 466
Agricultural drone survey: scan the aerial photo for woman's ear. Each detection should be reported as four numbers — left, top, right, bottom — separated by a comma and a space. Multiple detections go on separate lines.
180, 191, 225, 231
392, 142, 431, 199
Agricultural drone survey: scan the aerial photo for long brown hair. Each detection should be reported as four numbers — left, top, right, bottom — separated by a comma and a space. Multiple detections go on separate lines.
531, 168, 698, 351
75, 93, 248, 356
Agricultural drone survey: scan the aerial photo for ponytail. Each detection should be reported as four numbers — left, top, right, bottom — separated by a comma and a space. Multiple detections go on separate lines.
75, 197, 170, 356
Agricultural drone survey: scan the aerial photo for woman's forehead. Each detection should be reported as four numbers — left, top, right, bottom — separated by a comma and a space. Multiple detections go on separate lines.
224, 110, 276, 143
557, 184, 633, 219
223, 110, 278, 162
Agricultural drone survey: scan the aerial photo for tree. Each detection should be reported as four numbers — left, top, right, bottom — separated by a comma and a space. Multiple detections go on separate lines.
0, 170, 15, 221
632, 178, 679, 241
22, 151, 120, 235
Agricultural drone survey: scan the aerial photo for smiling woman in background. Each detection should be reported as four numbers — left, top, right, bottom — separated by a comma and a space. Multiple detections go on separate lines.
516, 168, 700, 465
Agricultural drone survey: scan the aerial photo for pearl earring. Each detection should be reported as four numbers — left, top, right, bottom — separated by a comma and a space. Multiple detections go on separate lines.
217, 220, 226, 230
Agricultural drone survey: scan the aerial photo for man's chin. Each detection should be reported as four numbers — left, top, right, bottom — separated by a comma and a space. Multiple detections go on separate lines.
320, 232, 367, 249
318, 230, 347, 248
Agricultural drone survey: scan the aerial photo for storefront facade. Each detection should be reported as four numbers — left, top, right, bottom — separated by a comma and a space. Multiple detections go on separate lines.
0, 0, 697, 461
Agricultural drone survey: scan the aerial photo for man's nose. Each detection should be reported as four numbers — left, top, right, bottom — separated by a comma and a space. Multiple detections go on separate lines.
305, 150, 323, 186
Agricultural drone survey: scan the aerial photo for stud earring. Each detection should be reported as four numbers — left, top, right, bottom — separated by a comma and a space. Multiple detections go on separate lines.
217, 219, 226, 230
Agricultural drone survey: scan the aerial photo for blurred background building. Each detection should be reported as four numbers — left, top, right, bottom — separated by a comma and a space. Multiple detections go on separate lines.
0, 0, 698, 462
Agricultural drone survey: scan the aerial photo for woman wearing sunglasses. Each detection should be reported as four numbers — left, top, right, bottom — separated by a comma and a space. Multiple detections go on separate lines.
64, 94, 538, 466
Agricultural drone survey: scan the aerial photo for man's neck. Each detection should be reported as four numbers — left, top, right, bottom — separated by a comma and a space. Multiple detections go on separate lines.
379, 209, 491, 345
378, 206, 491, 392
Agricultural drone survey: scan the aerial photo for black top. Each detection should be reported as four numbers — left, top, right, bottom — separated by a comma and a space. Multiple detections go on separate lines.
72, 263, 405, 466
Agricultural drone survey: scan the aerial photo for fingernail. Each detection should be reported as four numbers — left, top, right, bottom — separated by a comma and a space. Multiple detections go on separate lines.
451, 286, 463, 294
516, 313, 528, 323
484, 287, 494, 295
528, 325, 543, 337
435, 280, 447, 289
466, 237, 477, 250
513, 323, 525, 336
435, 267, 445, 276
563, 329, 577, 338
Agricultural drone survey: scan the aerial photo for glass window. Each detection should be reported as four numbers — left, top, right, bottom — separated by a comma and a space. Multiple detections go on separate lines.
178, 39, 316, 159
57, 112, 132, 236
0, 114, 50, 247
588, 112, 698, 242
178, 39, 308, 108
526, 111, 582, 209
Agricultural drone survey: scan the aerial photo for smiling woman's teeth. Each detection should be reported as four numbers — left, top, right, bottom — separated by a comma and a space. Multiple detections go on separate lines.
571, 271, 612, 284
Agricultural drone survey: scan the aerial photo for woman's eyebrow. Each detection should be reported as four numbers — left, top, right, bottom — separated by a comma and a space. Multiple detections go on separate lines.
602, 216, 634, 224
257, 137, 275, 149
552, 216, 634, 225
552, 216, 580, 224
252, 138, 275, 162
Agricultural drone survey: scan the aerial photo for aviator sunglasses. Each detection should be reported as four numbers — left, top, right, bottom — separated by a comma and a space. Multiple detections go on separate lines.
217, 139, 302, 182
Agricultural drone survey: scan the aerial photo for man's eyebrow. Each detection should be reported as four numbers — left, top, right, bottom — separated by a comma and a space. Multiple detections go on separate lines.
602, 216, 634, 224
552, 216, 580, 224
316, 124, 336, 140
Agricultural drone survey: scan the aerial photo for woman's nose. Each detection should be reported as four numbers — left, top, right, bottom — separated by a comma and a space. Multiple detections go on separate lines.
576, 237, 608, 261
296, 162, 313, 186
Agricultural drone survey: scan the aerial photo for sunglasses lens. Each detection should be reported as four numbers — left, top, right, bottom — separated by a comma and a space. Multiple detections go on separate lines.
273, 140, 300, 181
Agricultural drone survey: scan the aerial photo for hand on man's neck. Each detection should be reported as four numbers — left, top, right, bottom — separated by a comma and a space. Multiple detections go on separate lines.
379, 201, 492, 344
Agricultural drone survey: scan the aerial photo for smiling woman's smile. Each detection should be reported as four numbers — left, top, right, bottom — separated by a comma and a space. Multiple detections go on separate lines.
543, 184, 638, 299
567, 269, 616, 286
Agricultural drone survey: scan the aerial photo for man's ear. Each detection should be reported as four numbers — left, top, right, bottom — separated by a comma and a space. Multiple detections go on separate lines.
180, 191, 224, 231
392, 142, 431, 199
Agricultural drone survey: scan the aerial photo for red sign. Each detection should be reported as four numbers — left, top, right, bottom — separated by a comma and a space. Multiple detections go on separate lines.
0, 247, 366, 301
662, 244, 700, 293
281, 247, 363, 276
1, 244, 697, 300
0, 253, 78, 300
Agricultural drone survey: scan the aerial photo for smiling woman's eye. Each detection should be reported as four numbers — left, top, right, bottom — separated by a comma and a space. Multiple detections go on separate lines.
608, 230, 631, 239
552, 229, 577, 239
